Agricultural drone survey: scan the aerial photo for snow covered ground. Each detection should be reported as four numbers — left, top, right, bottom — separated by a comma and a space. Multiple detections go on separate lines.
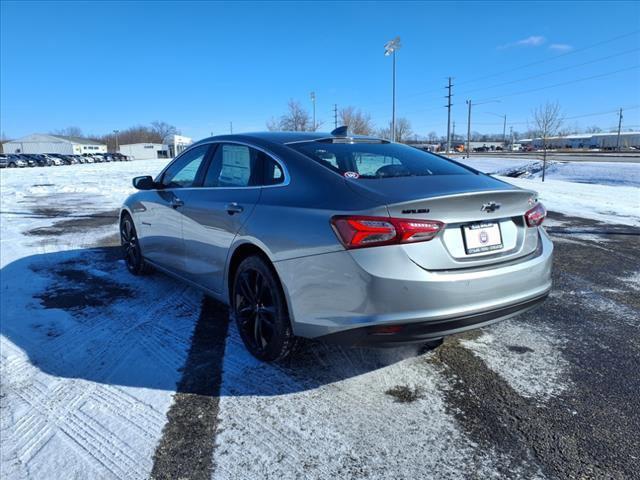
1, 156, 638, 479
454, 157, 640, 227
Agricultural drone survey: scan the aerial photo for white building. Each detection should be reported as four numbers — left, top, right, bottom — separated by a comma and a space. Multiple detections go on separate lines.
119, 143, 169, 160
167, 134, 193, 157
522, 131, 640, 149
3, 133, 106, 155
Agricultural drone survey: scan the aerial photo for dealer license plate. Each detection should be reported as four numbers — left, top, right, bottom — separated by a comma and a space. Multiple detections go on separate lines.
462, 222, 503, 254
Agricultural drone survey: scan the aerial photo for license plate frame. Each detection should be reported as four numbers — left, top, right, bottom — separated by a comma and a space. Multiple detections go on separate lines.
462, 222, 503, 254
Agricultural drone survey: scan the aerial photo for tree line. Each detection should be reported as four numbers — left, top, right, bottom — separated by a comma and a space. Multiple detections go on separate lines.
49, 121, 180, 152
266, 99, 416, 143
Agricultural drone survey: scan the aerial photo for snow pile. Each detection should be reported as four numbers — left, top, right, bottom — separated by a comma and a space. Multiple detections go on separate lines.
454, 157, 640, 226
500, 175, 640, 227
459, 157, 640, 187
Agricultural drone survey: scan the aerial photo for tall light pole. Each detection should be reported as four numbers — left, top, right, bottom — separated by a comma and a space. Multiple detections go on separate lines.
113, 129, 119, 152
310, 91, 316, 131
384, 37, 401, 142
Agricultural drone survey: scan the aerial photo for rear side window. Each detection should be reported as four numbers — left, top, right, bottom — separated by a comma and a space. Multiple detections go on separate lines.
263, 155, 285, 185
289, 142, 475, 178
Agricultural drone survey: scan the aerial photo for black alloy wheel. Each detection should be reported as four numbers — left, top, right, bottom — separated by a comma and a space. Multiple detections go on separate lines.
120, 214, 148, 275
233, 256, 296, 361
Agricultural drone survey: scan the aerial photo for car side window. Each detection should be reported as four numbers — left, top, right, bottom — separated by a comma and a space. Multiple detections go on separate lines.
263, 154, 285, 185
203, 144, 260, 187
161, 145, 209, 188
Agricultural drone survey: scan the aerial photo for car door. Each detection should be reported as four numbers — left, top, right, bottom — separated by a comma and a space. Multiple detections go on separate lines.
137, 144, 212, 274
178, 142, 282, 293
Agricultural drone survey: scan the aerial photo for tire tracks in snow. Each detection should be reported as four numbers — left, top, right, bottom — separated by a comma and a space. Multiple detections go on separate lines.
150, 297, 229, 480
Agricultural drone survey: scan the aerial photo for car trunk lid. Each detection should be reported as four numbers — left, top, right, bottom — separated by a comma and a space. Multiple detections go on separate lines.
347, 174, 540, 270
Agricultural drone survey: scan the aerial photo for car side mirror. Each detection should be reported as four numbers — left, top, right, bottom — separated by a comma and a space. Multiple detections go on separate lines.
133, 175, 157, 190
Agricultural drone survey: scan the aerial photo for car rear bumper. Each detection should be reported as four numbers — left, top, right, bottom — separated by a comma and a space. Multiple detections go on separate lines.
274, 227, 553, 340
316, 292, 549, 346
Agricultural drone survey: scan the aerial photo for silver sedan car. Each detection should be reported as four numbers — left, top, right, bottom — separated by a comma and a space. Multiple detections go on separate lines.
120, 128, 553, 361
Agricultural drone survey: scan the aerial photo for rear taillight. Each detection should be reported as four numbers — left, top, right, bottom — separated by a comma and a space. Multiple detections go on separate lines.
525, 203, 546, 227
331, 216, 444, 249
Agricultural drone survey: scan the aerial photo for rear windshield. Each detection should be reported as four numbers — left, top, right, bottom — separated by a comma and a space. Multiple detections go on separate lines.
289, 142, 475, 179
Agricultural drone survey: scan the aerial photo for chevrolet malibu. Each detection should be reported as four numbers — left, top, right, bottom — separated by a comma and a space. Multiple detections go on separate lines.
120, 128, 552, 361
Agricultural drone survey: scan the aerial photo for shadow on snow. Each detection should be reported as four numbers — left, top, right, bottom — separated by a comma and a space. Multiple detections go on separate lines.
1, 246, 421, 396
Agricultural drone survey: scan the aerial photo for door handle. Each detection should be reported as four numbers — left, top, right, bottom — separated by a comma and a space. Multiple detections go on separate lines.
171, 197, 184, 209
226, 202, 244, 215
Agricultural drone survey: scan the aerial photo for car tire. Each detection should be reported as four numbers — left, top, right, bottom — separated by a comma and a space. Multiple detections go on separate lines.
8, 162, 16, 168
233, 255, 297, 362
120, 213, 150, 275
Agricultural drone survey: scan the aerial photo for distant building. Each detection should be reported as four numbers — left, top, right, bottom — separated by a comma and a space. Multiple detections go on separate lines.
119, 143, 169, 160
521, 131, 640, 149
167, 134, 193, 157
3, 133, 106, 155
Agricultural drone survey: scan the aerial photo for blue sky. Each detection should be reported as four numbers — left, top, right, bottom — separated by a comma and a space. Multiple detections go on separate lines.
1, 1, 639, 141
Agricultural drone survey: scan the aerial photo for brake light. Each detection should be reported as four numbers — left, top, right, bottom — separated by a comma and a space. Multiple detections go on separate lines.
331, 216, 444, 249
525, 203, 546, 227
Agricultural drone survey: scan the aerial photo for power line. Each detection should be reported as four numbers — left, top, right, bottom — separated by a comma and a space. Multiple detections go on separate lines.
456, 48, 640, 98
367, 30, 640, 107
457, 29, 640, 87
476, 65, 640, 103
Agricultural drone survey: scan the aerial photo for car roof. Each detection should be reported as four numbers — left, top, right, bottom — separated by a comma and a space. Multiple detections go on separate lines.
193, 131, 385, 147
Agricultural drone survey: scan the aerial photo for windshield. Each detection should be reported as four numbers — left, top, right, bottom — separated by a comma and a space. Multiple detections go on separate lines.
289, 142, 476, 179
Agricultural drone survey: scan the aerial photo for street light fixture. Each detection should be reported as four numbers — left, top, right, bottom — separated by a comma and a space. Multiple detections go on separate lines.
310, 91, 316, 131
384, 36, 401, 142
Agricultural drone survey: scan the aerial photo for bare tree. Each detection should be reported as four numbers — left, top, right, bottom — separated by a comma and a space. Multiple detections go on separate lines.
150, 121, 180, 143
427, 131, 438, 143
585, 125, 602, 133
532, 101, 563, 182
266, 117, 279, 132
339, 106, 375, 135
51, 126, 84, 138
93, 124, 170, 151
378, 117, 413, 143
267, 100, 315, 131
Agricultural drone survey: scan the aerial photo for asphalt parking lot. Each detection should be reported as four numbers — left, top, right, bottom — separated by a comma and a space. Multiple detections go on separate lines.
3, 205, 638, 479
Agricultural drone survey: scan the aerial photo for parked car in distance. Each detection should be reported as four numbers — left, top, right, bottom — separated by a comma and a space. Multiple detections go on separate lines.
8, 154, 35, 167
120, 128, 553, 362
47, 153, 76, 165
0, 154, 27, 168
2, 154, 28, 167
18, 154, 46, 166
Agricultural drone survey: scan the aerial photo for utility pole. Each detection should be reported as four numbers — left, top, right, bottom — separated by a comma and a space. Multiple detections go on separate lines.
333, 104, 338, 129
502, 115, 507, 149
445, 77, 453, 153
310, 92, 316, 131
452, 121, 456, 143
510, 126, 514, 151
616, 108, 623, 151
113, 129, 119, 152
230, 121, 233, 134
466, 100, 472, 158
